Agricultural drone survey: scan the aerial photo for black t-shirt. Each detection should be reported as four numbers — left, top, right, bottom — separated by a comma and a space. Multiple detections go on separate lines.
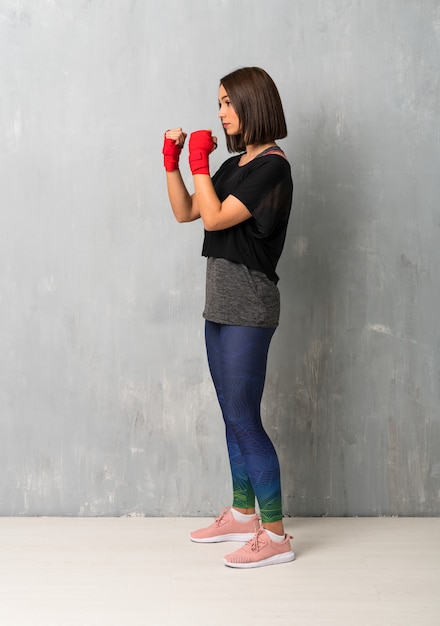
202, 150, 293, 283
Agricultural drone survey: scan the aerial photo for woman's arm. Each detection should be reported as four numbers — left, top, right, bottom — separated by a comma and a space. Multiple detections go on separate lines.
166, 170, 200, 223
163, 128, 200, 223
188, 130, 251, 231
193, 175, 251, 231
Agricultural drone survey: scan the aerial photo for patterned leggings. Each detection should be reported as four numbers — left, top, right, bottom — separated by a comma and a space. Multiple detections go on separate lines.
205, 320, 283, 524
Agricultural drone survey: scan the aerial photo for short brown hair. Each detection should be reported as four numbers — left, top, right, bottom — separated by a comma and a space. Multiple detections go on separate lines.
220, 67, 288, 153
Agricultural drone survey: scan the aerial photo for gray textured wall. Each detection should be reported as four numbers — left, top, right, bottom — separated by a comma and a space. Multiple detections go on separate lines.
1, 0, 439, 517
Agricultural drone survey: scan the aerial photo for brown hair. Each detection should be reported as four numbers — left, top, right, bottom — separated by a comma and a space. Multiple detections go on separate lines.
219, 67, 288, 153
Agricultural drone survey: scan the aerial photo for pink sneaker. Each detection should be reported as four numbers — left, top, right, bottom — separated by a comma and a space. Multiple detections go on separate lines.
223, 528, 295, 568
190, 507, 260, 543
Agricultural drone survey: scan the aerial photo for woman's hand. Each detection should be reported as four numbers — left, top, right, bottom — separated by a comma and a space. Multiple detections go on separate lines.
162, 128, 188, 172
165, 128, 187, 148
188, 130, 217, 176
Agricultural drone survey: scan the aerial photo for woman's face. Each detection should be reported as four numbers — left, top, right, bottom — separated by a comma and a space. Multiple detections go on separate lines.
218, 84, 241, 136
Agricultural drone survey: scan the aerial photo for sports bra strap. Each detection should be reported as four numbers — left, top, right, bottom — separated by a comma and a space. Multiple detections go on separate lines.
261, 146, 288, 159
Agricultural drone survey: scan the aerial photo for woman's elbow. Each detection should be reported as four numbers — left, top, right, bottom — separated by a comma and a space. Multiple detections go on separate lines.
202, 221, 217, 231
174, 210, 200, 224
201, 214, 222, 231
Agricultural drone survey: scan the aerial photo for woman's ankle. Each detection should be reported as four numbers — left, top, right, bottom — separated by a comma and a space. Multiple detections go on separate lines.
262, 521, 284, 536
231, 507, 256, 521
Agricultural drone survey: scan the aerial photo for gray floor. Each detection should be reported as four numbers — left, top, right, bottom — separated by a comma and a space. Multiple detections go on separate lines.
0, 516, 439, 625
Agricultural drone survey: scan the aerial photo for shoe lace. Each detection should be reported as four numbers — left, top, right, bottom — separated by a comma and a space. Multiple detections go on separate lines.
246, 528, 265, 552
214, 507, 230, 527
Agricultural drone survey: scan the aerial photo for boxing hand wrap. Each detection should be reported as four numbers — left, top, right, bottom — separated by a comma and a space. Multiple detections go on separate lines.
162, 134, 182, 172
188, 130, 215, 175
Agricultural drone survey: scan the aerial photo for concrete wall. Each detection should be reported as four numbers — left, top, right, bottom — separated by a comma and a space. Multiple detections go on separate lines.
1, 0, 439, 516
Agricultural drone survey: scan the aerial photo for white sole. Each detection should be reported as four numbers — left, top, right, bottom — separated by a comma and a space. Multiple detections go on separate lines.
190, 532, 256, 544
223, 550, 295, 568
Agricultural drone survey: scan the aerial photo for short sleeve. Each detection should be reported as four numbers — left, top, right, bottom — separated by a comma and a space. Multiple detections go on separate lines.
231, 157, 292, 236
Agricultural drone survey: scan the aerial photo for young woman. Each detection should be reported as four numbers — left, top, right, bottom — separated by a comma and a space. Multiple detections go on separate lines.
162, 67, 294, 568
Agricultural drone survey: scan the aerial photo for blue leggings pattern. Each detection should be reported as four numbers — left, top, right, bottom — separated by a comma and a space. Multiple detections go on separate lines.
205, 320, 282, 523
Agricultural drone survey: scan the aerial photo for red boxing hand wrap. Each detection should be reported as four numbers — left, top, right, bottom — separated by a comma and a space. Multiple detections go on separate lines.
162, 134, 182, 172
188, 130, 215, 175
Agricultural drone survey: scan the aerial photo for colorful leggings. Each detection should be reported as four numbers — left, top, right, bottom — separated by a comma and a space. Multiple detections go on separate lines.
205, 320, 282, 524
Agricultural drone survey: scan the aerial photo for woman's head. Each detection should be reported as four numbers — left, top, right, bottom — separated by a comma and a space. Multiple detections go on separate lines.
218, 67, 287, 153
